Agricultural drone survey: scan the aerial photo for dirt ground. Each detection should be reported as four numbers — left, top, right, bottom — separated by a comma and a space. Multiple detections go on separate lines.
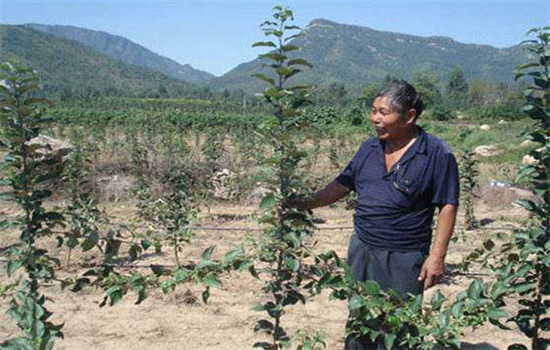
0, 197, 530, 350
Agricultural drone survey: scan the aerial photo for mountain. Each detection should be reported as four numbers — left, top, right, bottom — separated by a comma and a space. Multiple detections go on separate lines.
0, 25, 208, 99
211, 19, 528, 93
25, 23, 215, 83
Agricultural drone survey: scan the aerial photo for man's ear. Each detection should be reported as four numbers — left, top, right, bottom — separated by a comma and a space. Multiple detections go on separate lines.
406, 109, 417, 125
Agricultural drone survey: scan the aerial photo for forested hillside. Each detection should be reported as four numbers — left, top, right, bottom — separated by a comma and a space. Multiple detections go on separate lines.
211, 19, 528, 93
0, 25, 210, 99
26, 23, 215, 83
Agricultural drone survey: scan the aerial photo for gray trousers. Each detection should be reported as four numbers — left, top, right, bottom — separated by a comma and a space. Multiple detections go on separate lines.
345, 234, 427, 350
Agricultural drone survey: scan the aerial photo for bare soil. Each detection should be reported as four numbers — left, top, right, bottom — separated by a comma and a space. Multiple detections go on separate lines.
0, 199, 529, 349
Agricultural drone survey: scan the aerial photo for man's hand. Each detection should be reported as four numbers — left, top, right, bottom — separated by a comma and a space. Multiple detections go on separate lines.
418, 203, 457, 289
293, 181, 350, 210
418, 255, 445, 289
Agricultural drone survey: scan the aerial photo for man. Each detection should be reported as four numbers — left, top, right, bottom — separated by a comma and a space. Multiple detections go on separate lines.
298, 80, 459, 349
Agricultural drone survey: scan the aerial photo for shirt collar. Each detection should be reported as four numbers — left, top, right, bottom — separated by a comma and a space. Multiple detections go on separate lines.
370, 126, 428, 155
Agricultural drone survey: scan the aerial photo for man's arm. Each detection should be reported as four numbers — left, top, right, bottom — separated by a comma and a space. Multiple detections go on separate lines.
297, 181, 351, 210
418, 203, 458, 289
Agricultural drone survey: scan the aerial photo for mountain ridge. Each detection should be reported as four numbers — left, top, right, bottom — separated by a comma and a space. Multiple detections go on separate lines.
209, 18, 527, 93
0, 24, 208, 99
25, 23, 215, 83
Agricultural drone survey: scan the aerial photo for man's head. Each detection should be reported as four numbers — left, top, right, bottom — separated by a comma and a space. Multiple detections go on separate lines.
375, 80, 423, 121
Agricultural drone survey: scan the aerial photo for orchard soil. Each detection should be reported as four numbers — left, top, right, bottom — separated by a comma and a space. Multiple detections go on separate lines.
0, 198, 529, 349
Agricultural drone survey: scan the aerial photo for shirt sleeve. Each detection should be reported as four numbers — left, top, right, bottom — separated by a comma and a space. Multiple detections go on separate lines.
334, 142, 368, 192
432, 149, 460, 205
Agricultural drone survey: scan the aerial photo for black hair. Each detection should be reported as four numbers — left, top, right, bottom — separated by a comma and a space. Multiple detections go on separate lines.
375, 80, 424, 120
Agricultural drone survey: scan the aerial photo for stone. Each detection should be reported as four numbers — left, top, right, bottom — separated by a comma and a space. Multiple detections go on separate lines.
96, 175, 135, 201
479, 124, 491, 130
520, 140, 538, 148
474, 145, 500, 157
247, 186, 271, 205
26, 135, 72, 162
212, 168, 238, 200
522, 154, 538, 165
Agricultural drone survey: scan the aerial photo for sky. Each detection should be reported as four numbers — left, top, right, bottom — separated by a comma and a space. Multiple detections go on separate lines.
0, 0, 548, 76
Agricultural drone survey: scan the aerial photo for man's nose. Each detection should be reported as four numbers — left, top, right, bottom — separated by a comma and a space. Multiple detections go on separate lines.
370, 112, 380, 124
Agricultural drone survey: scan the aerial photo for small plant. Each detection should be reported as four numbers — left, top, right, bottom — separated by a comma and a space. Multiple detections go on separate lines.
0, 61, 65, 349
249, 6, 320, 349
502, 26, 550, 350
459, 150, 479, 230
153, 168, 197, 267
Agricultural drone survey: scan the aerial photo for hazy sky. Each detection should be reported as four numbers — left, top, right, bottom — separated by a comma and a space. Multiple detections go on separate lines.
0, 0, 548, 76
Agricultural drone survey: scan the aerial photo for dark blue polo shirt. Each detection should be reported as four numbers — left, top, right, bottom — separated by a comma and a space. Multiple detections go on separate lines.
335, 127, 459, 253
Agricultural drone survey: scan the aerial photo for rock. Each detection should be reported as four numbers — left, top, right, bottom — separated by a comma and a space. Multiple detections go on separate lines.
456, 112, 464, 120
481, 182, 536, 209
212, 168, 238, 200
479, 124, 491, 130
522, 155, 538, 165
96, 175, 135, 201
520, 140, 538, 148
498, 119, 508, 125
247, 186, 271, 205
26, 135, 72, 162
474, 145, 500, 157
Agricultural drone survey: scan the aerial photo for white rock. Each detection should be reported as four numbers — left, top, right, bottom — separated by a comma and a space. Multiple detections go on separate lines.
212, 168, 237, 200
474, 145, 500, 157
521, 140, 538, 148
479, 124, 491, 130
247, 187, 271, 205
26, 135, 72, 162
522, 155, 538, 165
96, 175, 135, 201
498, 119, 508, 125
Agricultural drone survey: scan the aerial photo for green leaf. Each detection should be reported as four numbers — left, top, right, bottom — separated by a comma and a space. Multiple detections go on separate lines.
0, 220, 13, 231
260, 193, 277, 209
7, 259, 24, 276
140, 239, 151, 251
288, 59, 313, 68
252, 41, 277, 48
80, 238, 96, 252
487, 307, 508, 320
201, 245, 216, 261
539, 317, 550, 331
258, 52, 287, 62
348, 295, 364, 310
203, 273, 221, 288
364, 280, 380, 296
201, 287, 210, 304
507, 344, 528, 350
516, 199, 537, 211
251, 303, 265, 311
467, 280, 483, 299
252, 73, 275, 85
383, 333, 396, 350
483, 239, 495, 251
284, 255, 299, 271
280, 44, 299, 52
430, 289, 446, 310
253, 319, 274, 334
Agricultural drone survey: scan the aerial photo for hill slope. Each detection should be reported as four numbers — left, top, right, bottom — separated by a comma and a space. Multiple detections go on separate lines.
211, 19, 528, 93
0, 25, 207, 99
26, 23, 215, 83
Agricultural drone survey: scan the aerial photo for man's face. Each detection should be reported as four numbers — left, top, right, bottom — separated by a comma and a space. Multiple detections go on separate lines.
370, 96, 411, 141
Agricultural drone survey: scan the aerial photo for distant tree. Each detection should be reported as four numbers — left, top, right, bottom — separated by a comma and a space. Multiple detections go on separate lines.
328, 82, 349, 109
358, 82, 380, 109
445, 67, 468, 110
411, 68, 441, 108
